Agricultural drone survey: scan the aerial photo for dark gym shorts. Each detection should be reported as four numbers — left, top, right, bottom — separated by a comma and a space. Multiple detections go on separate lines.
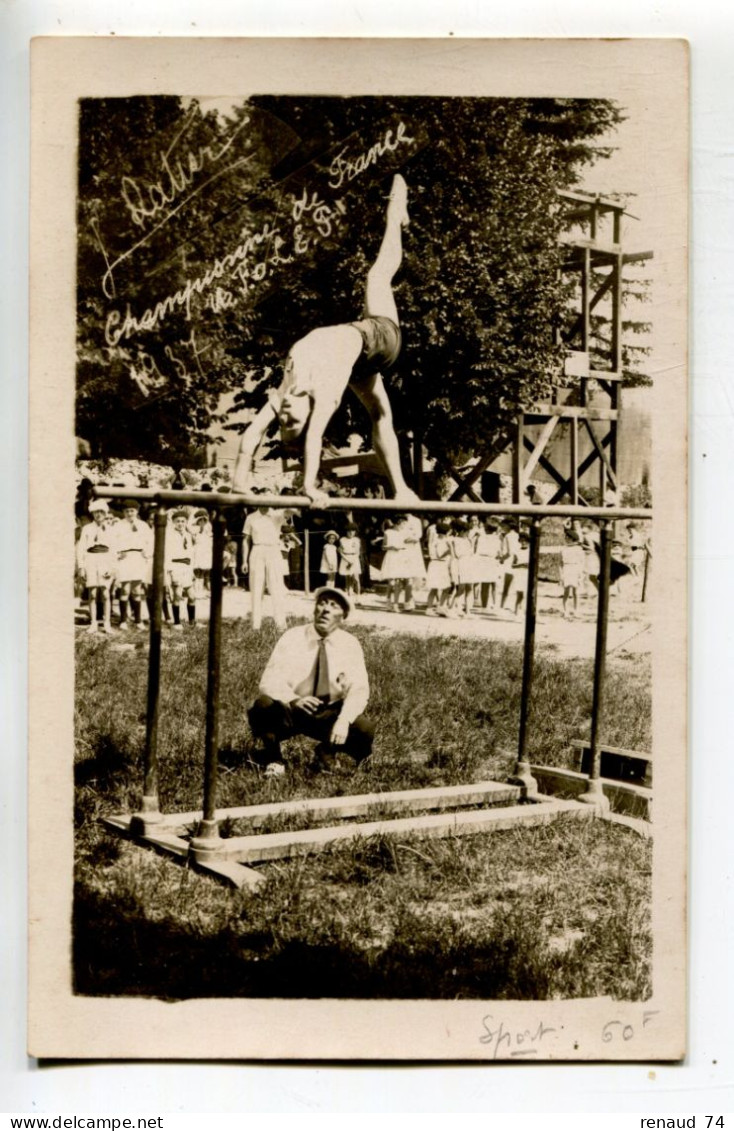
349, 315, 402, 375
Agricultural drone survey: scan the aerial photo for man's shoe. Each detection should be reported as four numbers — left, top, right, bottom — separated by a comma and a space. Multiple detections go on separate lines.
315, 748, 357, 775
245, 745, 283, 772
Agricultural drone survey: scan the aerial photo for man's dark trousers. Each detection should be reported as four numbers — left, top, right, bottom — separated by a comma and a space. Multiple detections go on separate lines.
248, 695, 374, 763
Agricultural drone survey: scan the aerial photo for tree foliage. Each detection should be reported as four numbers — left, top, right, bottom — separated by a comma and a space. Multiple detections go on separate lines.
76, 94, 627, 467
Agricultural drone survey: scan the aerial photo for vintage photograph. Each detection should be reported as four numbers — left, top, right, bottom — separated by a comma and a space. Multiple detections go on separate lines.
29, 38, 687, 1060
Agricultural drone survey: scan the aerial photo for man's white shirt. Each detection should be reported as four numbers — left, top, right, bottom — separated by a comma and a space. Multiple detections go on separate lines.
258, 623, 369, 725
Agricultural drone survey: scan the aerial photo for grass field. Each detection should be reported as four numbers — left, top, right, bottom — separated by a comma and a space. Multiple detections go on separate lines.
74, 619, 652, 1001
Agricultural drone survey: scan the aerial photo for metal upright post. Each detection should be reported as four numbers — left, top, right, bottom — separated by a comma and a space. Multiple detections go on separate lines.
512, 518, 541, 798
130, 507, 167, 835
191, 508, 227, 858
641, 543, 650, 603
579, 519, 612, 810
304, 529, 311, 596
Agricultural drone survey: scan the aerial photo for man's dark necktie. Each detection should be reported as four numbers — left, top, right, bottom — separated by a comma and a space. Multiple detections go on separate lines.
314, 639, 330, 700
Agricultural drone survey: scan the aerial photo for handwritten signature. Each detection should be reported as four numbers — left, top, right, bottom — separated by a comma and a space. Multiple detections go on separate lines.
121, 104, 252, 231
479, 1015, 556, 1059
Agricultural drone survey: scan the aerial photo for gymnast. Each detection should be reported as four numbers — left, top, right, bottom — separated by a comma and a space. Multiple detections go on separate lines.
233, 174, 417, 506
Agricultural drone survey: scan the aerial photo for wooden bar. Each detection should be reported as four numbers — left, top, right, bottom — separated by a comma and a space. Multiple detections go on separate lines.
570, 418, 579, 505
524, 406, 619, 420
212, 799, 592, 864
142, 780, 524, 831
584, 419, 618, 489
521, 416, 559, 481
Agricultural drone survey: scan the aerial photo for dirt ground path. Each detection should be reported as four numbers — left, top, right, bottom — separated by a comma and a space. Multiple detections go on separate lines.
217, 580, 651, 663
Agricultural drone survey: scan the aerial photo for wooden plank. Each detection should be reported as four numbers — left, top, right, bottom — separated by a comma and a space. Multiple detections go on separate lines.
101, 814, 264, 888
191, 857, 265, 890
570, 741, 652, 787
525, 405, 619, 420
147, 781, 524, 831
447, 451, 494, 502
611, 253, 623, 375
570, 417, 579, 505
547, 432, 611, 505
582, 247, 591, 351
433, 454, 483, 504
584, 418, 618, 489
558, 188, 626, 212
101, 815, 192, 857
530, 765, 652, 822
570, 740, 651, 762
559, 235, 622, 256
216, 800, 592, 864
521, 416, 559, 481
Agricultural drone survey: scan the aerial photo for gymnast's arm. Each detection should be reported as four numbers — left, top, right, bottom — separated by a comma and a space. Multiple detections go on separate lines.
301, 398, 338, 502
232, 401, 277, 494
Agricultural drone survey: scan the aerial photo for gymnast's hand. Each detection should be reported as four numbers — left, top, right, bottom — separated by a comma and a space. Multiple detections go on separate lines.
304, 484, 332, 509
393, 487, 420, 506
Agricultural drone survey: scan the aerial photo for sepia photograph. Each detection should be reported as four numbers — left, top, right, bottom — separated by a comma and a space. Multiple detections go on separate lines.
28, 36, 687, 1061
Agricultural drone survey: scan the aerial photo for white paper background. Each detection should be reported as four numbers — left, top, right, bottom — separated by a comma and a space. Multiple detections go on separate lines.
2, 0, 731, 1116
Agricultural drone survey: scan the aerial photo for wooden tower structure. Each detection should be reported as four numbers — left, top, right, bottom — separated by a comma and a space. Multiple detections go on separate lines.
511, 189, 651, 506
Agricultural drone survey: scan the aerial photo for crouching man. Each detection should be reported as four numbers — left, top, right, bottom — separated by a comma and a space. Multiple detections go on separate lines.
248, 587, 374, 777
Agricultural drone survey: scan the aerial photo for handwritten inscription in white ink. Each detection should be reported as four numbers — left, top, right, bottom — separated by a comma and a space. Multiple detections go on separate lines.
328, 121, 415, 189
98, 119, 414, 347
121, 105, 252, 229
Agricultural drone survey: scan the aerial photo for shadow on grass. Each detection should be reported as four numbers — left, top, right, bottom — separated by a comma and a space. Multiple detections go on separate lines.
73, 880, 565, 1001
75, 734, 137, 790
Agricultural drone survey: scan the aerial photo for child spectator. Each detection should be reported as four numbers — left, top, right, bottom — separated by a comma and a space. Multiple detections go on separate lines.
320, 530, 339, 587
165, 509, 198, 629
424, 517, 452, 616
392, 514, 426, 611
76, 499, 117, 634
279, 524, 303, 589
192, 510, 213, 595
511, 529, 530, 618
379, 518, 405, 611
499, 520, 520, 611
474, 518, 502, 609
222, 540, 238, 587
449, 518, 477, 617
338, 523, 363, 604
560, 525, 586, 619
116, 500, 153, 630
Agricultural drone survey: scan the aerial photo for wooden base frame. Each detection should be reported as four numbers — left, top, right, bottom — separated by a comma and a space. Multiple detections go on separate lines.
102, 780, 604, 890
